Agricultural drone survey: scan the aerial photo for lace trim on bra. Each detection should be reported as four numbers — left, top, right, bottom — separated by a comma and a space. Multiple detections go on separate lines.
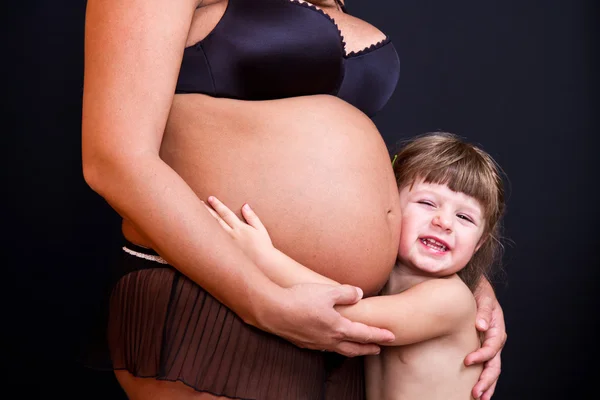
287, 0, 348, 56
345, 36, 391, 58
287, 0, 390, 58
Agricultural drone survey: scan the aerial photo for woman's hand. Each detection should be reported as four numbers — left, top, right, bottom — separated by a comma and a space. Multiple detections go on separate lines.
263, 282, 396, 357
465, 278, 507, 399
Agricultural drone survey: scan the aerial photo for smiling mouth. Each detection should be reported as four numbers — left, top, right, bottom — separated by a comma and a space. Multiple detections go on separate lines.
420, 237, 449, 252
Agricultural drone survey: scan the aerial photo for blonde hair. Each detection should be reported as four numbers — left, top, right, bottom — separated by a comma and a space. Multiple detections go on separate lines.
392, 132, 505, 291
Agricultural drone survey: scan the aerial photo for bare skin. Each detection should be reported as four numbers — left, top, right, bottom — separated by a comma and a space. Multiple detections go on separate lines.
82, 0, 505, 399
203, 194, 484, 400
117, 0, 398, 294
84, 0, 396, 398
156, 94, 401, 292
362, 276, 483, 400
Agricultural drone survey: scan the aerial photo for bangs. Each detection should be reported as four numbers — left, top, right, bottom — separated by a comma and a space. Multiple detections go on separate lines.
393, 135, 503, 224
420, 160, 498, 215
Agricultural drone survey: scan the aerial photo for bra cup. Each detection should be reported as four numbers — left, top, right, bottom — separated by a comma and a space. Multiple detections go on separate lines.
177, 45, 216, 95
338, 42, 400, 117
202, 0, 344, 100
175, 0, 400, 115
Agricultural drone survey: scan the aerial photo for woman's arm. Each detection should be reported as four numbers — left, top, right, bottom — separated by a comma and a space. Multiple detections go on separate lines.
82, 0, 274, 327
81, 0, 392, 356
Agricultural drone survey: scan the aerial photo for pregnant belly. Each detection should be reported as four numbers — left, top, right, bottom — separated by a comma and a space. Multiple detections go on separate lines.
158, 95, 401, 295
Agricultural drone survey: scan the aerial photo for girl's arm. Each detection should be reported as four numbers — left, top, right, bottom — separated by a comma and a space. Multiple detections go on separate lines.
82, 0, 392, 355
336, 279, 476, 345
204, 197, 338, 287
207, 196, 475, 345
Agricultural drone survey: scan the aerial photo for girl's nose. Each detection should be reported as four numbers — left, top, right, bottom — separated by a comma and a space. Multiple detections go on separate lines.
432, 213, 452, 232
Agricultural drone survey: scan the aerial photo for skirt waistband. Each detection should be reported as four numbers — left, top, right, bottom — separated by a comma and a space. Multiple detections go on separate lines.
122, 240, 169, 265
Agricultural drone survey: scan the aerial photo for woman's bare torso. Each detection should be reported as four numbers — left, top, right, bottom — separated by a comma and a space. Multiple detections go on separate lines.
122, 0, 401, 295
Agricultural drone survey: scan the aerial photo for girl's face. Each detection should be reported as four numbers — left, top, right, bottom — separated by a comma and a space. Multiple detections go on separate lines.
397, 180, 486, 277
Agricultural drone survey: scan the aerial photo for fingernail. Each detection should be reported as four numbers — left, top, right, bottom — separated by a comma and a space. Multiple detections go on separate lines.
243, 203, 251, 210
478, 391, 483, 398
477, 319, 488, 329
356, 287, 363, 298
208, 196, 214, 202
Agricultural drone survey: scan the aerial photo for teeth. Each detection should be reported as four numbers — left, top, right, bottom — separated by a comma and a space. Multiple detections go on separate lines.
420, 238, 447, 251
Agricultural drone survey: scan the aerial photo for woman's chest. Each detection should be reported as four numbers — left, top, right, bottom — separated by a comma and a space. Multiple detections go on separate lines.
178, 0, 399, 117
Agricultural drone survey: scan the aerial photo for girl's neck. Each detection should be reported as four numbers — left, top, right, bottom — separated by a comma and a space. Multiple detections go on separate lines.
383, 262, 436, 295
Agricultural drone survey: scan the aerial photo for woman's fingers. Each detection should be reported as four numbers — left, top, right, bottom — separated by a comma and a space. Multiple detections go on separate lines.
329, 286, 395, 344
333, 341, 382, 358
330, 284, 363, 305
465, 325, 506, 365
474, 291, 494, 331
467, 289, 506, 366
472, 350, 501, 399
480, 379, 498, 400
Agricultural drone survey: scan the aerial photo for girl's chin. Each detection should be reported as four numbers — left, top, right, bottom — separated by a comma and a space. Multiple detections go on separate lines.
413, 263, 451, 276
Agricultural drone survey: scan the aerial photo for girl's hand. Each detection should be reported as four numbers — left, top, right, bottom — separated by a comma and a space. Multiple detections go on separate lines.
204, 196, 275, 265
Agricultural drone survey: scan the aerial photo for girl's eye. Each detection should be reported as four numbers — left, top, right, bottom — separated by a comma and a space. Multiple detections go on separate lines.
418, 200, 435, 207
457, 214, 474, 224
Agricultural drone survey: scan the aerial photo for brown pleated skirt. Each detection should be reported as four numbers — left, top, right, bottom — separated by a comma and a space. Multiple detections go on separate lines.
84, 241, 365, 400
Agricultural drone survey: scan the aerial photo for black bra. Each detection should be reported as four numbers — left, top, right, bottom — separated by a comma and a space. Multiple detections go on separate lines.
176, 0, 400, 117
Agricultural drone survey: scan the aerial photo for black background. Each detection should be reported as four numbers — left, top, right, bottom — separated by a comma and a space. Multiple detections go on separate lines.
6, 1, 597, 398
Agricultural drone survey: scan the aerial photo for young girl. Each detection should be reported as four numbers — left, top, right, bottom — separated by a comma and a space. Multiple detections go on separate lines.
204, 132, 506, 400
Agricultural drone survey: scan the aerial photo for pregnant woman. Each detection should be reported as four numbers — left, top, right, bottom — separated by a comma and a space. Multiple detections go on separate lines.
82, 0, 505, 399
